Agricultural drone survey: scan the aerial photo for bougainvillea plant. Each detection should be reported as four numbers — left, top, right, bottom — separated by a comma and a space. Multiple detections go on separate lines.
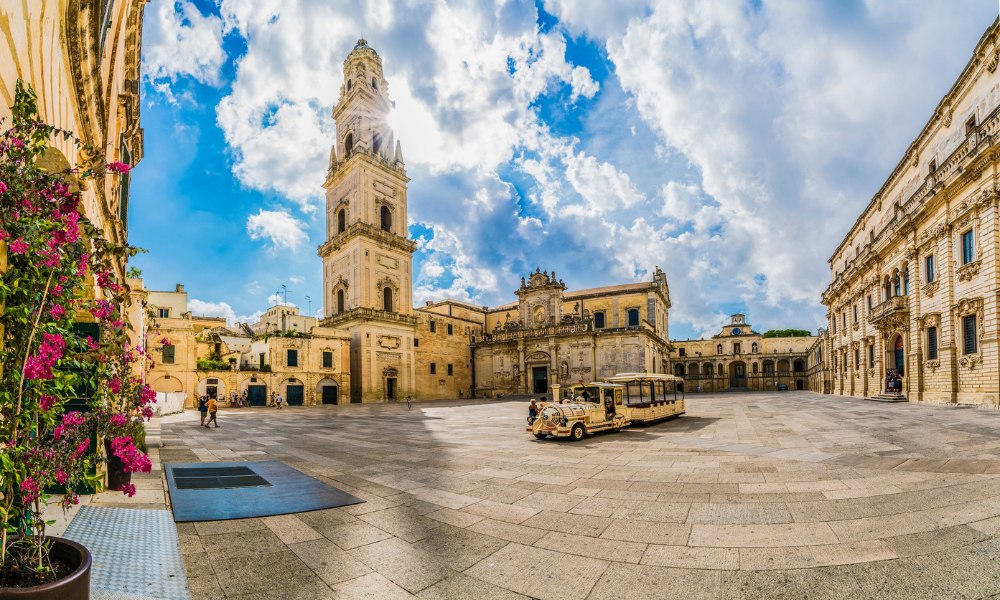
0, 81, 154, 586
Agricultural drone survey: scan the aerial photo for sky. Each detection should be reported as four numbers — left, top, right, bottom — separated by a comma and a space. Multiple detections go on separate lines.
131, 0, 1000, 340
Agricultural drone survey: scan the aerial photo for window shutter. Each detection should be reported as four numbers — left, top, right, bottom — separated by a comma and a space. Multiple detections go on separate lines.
963, 315, 977, 354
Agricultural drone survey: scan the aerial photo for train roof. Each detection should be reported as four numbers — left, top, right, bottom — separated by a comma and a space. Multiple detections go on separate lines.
606, 372, 684, 383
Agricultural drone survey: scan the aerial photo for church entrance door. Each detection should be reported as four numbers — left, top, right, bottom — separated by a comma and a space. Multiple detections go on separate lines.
532, 367, 548, 394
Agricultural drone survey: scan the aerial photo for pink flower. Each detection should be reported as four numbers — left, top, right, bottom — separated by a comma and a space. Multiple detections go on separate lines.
139, 385, 157, 406
119, 483, 136, 497
109, 376, 121, 394
74, 438, 90, 457
107, 162, 131, 174
55, 470, 67, 485
48, 304, 65, 319
91, 300, 114, 320
109, 414, 127, 428
160, 337, 172, 347
39, 394, 56, 412
24, 333, 66, 380
0, 181, 7, 193
8, 238, 28, 254
20, 477, 39, 503
85, 335, 99, 350
111, 436, 152, 474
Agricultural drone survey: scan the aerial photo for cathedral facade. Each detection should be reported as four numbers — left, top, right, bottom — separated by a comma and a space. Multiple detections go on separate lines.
824, 18, 1000, 405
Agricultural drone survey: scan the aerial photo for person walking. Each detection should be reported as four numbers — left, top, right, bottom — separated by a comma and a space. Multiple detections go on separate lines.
406, 395, 412, 410
197, 395, 208, 426
275, 393, 284, 409
205, 396, 219, 428
528, 399, 538, 424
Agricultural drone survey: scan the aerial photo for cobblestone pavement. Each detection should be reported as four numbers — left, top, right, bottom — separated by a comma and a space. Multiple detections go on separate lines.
160, 392, 1000, 599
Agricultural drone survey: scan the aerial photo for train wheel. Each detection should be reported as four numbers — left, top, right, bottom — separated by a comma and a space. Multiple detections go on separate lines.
571, 423, 585, 440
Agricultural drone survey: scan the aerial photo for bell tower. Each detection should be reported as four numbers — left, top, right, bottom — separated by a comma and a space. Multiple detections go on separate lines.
319, 39, 417, 403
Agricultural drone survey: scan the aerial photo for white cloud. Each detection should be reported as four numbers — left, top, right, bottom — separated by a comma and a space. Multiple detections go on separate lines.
246, 209, 308, 251
569, 66, 599, 101
143, 1, 226, 87
188, 299, 263, 326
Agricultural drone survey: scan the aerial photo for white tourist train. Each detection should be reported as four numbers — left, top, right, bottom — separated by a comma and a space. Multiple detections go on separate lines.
527, 373, 685, 440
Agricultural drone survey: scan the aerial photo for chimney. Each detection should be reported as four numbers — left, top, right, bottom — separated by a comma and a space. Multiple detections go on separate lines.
176, 284, 185, 293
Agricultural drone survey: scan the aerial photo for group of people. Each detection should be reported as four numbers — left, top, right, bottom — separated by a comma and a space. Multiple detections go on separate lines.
886, 369, 904, 394
197, 395, 219, 428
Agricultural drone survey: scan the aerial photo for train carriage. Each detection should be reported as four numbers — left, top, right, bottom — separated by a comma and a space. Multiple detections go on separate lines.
604, 373, 685, 425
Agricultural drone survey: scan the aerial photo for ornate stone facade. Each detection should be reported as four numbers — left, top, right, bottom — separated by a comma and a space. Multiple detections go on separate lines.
824, 19, 1000, 405
671, 314, 818, 392
471, 268, 673, 397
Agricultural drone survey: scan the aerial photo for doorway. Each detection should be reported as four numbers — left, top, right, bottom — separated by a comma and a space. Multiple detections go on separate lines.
247, 385, 267, 406
729, 361, 747, 388
386, 378, 396, 400
893, 335, 905, 376
286, 385, 304, 406
796, 379, 804, 390
321, 385, 338, 405
532, 367, 548, 394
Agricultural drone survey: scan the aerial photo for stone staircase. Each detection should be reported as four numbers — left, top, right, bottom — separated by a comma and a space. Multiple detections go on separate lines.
866, 393, 908, 402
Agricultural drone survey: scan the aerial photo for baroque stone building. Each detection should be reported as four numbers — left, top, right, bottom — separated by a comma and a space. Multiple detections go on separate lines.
0, 0, 146, 339
144, 284, 351, 407
824, 18, 1000, 405
670, 314, 818, 392
471, 269, 672, 396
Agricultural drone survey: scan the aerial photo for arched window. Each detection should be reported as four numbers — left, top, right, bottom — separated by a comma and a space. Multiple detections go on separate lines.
337, 289, 345, 314
371, 77, 377, 90
627, 308, 640, 327
373, 132, 382, 155
902, 268, 910, 295
752, 362, 759, 374
793, 359, 804, 372
337, 209, 346, 234
344, 133, 354, 155
674, 364, 685, 377
382, 287, 393, 312
751, 342, 758, 353
893, 273, 901, 297
716, 344, 723, 354
347, 79, 352, 91
704, 363, 714, 377
380, 205, 392, 232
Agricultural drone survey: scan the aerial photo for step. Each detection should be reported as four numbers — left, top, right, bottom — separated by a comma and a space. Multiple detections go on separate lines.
866, 394, 908, 403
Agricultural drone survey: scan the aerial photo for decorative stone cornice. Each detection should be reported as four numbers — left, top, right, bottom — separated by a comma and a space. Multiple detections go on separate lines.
957, 260, 981, 281
317, 221, 417, 258
922, 280, 940, 298
959, 354, 983, 369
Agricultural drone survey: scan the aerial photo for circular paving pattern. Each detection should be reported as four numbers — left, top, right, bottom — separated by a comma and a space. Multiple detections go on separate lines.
162, 392, 1000, 599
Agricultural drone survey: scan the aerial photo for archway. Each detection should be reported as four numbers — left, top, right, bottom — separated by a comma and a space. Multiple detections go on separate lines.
891, 335, 905, 376
197, 377, 227, 400
316, 377, 339, 405
151, 375, 183, 393
793, 359, 804, 373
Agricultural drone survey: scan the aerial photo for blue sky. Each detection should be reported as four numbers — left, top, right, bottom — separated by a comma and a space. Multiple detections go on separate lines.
132, 0, 999, 339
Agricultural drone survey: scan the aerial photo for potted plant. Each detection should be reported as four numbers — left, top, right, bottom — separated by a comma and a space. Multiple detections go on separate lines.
0, 82, 153, 598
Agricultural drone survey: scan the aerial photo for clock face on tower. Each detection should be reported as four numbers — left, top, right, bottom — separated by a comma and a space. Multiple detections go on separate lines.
732, 328, 742, 335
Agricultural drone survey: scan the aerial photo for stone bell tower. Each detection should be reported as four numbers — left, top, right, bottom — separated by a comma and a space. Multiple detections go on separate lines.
318, 39, 417, 403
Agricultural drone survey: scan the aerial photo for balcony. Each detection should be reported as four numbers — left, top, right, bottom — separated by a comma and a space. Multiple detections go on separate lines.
318, 221, 418, 257
868, 296, 909, 330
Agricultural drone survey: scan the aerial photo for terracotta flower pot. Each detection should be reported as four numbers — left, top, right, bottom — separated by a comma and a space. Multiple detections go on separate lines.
0, 537, 92, 599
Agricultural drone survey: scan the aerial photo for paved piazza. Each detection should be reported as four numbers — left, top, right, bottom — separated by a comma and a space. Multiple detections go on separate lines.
161, 392, 1000, 599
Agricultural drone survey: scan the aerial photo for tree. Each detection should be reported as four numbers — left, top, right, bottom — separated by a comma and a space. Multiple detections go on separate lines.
762, 329, 812, 338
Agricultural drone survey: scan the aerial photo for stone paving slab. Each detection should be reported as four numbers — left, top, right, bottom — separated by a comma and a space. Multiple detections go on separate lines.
159, 393, 1000, 598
